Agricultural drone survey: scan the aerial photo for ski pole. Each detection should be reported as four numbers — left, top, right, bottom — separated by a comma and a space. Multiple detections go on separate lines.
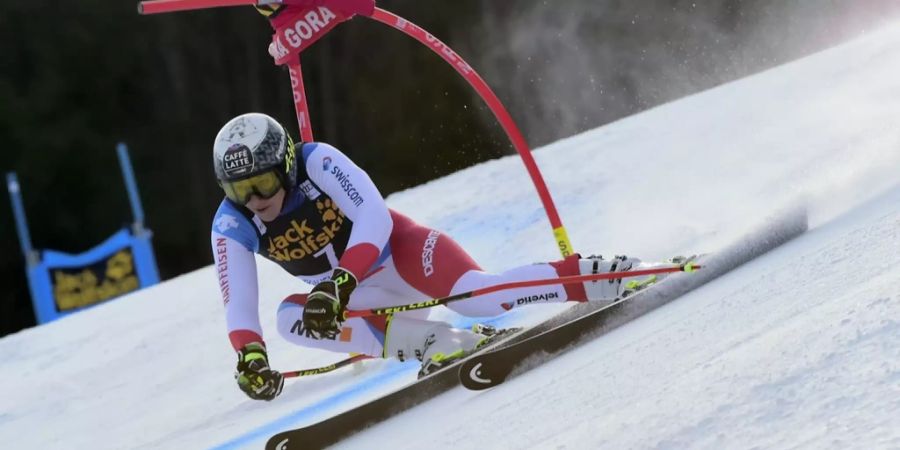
282, 263, 700, 377
345, 262, 701, 319
283, 353, 373, 379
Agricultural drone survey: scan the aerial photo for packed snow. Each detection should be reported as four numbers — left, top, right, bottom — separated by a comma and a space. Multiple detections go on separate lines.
2, 19, 900, 450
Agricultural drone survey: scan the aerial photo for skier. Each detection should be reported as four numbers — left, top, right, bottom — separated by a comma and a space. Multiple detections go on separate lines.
212, 113, 666, 401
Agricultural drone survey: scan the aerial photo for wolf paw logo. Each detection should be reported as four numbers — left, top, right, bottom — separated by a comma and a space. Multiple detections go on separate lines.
316, 198, 344, 225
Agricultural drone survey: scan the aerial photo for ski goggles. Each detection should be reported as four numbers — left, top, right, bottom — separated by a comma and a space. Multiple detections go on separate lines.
221, 170, 283, 204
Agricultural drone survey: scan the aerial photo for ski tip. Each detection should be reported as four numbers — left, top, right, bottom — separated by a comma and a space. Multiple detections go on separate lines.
682, 262, 701, 273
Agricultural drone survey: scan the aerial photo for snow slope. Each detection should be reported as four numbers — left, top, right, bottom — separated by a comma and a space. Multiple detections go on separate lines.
3, 19, 900, 450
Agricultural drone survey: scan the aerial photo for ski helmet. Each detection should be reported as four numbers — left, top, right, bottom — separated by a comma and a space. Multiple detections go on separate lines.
213, 113, 297, 203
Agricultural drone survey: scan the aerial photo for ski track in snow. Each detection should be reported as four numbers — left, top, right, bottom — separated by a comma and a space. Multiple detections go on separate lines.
3, 19, 900, 450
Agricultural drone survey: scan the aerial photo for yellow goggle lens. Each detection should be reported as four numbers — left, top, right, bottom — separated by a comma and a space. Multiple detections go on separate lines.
222, 171, 282, 204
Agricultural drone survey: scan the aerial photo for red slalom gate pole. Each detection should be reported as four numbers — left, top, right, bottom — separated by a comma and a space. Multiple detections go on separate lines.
368, 8, 575, 258
345, 263, 702, 319
287, 58, 316, 142
137, 0, 576, 257
137, 0, 255, 14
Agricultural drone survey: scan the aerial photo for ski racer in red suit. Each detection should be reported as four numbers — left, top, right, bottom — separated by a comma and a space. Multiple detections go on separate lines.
212, 113, 667, 401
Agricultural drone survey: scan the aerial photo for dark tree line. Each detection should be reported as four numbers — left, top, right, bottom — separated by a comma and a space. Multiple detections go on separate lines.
2, 0, 897, 336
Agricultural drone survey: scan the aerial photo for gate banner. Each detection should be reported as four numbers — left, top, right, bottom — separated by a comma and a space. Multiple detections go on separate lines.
50, 247, 140, 312
28, 228, 160, 323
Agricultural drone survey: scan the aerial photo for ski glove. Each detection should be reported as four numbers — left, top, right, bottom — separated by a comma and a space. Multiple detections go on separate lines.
235, 343, 284, 401
302, 268, 358, 340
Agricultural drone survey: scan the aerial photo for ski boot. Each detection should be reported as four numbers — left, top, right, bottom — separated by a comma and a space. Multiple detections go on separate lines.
418, 324, 521, 378
579, 254, 691, 301
383, 316, 520, 379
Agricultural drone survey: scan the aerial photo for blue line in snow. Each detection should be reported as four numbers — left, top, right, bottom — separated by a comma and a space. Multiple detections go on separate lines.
208, 317, 506, 450
208, 363, 415, 450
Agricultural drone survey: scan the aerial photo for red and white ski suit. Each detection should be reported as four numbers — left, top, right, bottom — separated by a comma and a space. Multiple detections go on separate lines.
211, 142, 585, 357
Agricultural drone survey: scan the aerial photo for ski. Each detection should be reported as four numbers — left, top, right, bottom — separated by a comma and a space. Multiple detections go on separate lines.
460, 209, 809, 390
264, 208, 807, 450
459, 261, 696, 390
264, 321, 548, 450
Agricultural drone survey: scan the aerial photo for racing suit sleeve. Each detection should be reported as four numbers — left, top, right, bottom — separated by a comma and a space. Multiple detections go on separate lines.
212, 203, 265, 351
300, 143, 393, 280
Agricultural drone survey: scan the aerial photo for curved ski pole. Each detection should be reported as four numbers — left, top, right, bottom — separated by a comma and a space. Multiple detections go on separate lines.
344, 262, 701, 319
368, 8, 574, 258
283, 353, 373, 379
137, 0, 574, 258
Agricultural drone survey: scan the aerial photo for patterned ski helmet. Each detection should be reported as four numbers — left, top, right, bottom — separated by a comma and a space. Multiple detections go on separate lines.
212, 113, 296, 189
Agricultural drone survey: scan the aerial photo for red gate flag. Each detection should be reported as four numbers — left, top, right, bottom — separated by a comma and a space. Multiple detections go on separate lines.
266, 0, 375, 65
